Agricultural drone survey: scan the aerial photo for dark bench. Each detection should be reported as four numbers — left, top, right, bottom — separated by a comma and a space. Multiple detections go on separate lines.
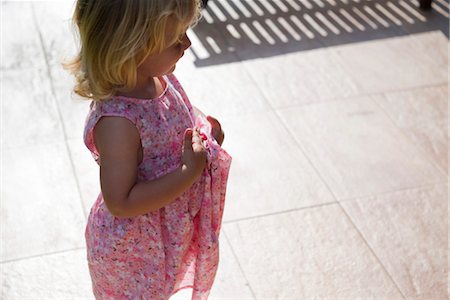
420, 0, 433, 9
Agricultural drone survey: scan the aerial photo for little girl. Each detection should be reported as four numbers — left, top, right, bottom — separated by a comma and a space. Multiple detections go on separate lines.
64, 0, 232, 299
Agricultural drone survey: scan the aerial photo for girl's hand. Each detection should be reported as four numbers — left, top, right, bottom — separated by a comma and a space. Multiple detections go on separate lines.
182, 128, 207, 178
206, 116, 225, 146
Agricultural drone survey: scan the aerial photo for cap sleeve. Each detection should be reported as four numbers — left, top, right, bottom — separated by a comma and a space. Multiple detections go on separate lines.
83, 100, 141, 165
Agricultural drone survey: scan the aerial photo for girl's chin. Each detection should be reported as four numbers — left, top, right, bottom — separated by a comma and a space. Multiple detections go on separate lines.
157, 64, 177, 76
168, 64, 176, 73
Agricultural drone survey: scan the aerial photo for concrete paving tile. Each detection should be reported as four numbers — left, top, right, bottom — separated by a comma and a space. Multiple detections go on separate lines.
240, 47, 360, 108
31, 1, 76, 68
219, 110, 336, 222
276, 97, 445, 200
67, 138, 101, 217
340, 184, 448, 299
373, 84, 448, 175
55, 89, 92, 141
407, 31, 449, 70
175, 49, 272, 117
50, 65, 92, 141
2, 4, 67, 150
208, 232, 255, 299
1, 143, 86, 262
32, 1, 93, 141
331, 31, 448, 94
44, 63, 90, 141
171, 232, 255, 299
1, 2, 46, 71
223, 204, 404, 299
1, 249, 94, 299
2, 69, 65, 149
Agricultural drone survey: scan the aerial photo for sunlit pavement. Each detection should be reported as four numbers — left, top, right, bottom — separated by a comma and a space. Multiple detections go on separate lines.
1, 0, 449, 299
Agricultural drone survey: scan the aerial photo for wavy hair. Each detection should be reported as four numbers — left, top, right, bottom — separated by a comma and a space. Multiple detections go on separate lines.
63, 0, 201, 101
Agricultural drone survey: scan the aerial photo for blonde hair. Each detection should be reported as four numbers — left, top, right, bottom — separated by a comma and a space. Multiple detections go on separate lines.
63, 0, 201, 101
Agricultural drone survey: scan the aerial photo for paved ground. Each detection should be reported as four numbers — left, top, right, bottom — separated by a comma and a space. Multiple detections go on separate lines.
1, 0, 449, 299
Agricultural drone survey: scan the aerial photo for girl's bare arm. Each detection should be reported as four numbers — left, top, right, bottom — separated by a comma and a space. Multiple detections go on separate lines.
94, 116, 206, 218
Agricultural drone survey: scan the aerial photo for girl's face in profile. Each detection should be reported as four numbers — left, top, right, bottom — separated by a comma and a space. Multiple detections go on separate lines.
137, 15, 192, 77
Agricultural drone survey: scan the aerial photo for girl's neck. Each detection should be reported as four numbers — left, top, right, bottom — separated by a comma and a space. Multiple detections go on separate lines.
115, 76, 164, 100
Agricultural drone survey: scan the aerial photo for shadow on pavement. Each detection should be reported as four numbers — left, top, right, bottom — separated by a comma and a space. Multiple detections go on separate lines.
190, 0, 449, 67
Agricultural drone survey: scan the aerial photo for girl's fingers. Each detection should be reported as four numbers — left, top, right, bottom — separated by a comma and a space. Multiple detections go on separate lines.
205, 116, 224, 145
206, 115, 221, 129
207, 116, 223, 136
192, 130, 202, 144
183, 128, 194, 152
191, 130, 206, 153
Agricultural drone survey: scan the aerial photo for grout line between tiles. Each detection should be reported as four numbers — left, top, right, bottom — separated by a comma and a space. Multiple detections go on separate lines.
2, 138, 83, 152
336, 203, 408, 299
338, 181, 449, 203
0, 2, 4, 293
220, 230, 258, 300
1, 247, 86, 264
224, 182, 448, 226
223, 201, 338, 224
31, 3, 88, 222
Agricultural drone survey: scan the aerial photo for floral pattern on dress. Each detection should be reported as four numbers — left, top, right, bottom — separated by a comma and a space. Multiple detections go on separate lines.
83, 73, 232, 300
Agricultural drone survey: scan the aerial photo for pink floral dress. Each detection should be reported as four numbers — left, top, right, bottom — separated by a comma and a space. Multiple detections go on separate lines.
83, 74, 232, 300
